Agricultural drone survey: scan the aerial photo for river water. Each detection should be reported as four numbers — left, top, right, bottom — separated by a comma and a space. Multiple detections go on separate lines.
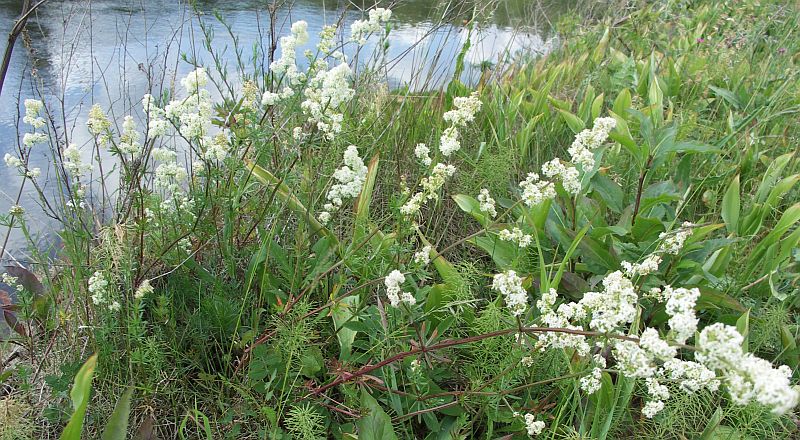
0, 0, 560, 263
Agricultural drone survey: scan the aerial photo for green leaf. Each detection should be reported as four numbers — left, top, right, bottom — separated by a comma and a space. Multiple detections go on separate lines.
721, 175, 740, 235
557, 108, 585, 134
613, 89, 631, 116
101, 387, 134, 440
709, 85, 742, 110
590, 173, 624, 213
699, 407, 724, 440
657, 140, 720, 156
467, 235, 518, 270
452, 194, 488, 227
354, 154, 380, 241
417, 233, 465, 294
331, 295, 359, 361
696, 288, 746, 313
736, 309, 750, 352
245, 160, 338, 247
358, 389, 398, 440
60, 354, 98, 440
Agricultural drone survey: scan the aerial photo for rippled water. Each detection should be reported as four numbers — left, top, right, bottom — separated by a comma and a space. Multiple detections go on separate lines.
0, 0, 560, 261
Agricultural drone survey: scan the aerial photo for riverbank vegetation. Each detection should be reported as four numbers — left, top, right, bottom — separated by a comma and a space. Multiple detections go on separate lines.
2, 0, 800, 438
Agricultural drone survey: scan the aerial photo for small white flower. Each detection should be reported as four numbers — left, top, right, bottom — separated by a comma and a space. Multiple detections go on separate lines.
385, 270, 414, 307
477, 189, 497, 218
523, 413, 545, 436
491, 270, 528, 316
413, 245, 431, 265
134, 279, 154, 299
498, 227, 532, 248
414, 143, 432, 166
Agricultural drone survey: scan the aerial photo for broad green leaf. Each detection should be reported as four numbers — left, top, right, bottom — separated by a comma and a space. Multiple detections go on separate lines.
358, 389, 398, 440
557, 108, 585, 133
60, 354, 98, 440
101, 387, 134, 440
696, 288, 746, 313
452, 194, 488, 227
591, 93, 605, 120
648, 52, 664, 122
747, 203, 800, 276
613, 88, 632, 116
331, 295, 359, 361
468, 235, 518, 270
590, 173, 624, 213
721, 175, 740, 235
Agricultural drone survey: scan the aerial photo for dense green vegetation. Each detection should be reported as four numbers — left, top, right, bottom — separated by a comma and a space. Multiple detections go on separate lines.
2, 0, 800, 438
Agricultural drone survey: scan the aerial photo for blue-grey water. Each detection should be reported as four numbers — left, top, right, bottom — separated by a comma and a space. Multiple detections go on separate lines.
0, 0, 558, 263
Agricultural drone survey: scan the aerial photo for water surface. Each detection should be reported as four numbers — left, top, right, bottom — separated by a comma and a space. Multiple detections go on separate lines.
0, 0, 560, 262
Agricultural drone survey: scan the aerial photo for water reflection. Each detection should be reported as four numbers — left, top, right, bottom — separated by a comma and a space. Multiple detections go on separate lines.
0, 0, 560, 260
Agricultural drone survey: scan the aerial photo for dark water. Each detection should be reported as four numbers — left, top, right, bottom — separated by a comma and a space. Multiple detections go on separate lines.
0, 0, 560, 263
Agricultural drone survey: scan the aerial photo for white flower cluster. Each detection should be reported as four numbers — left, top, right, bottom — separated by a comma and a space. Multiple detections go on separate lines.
203, 131, 230, 162
23, 99, 45, 129
400, 163, 456, 217
518, 117, 616, 206
663, 285, 700, 344
658, 222, 694, 254
86, 104, 112, 144
385, 270, 415, 307
88, 271, 111, 307
491, 270, 528, 316
498, 227, 532, 248
319, 145, 368, 224
580, 271, 638, 333
301, 62, 353, 139
438, 92, 481, 157
63, 144, 91, 178
350, 8, 392, 45
521, 263, 798, 418
535, 288, 590, 356
4, 153, 22, 169
155, 162, 188, 193
414, 143, 431, 167
134, 279, 154, 300
4, 153, 39, 179
541, 159, 581, 195
568, 116, 616, 171
272, 21, 309, 86
401, 93, 481, 217
164, 68, 213, 139
621, 254, 662, 277
579, 354, 606, 394
523, 414, 545, 437
477, 189, 497, 218
23, 132, 47, 147
413, 245, 431, 265
696, 324, 799, 414
2, 273, 23, 291
118, 116, 142, 155
142, 94, 170, 137
519, 172, 556, 207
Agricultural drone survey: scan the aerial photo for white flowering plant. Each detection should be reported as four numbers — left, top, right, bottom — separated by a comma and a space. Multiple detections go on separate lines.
3, 1, 800, 439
